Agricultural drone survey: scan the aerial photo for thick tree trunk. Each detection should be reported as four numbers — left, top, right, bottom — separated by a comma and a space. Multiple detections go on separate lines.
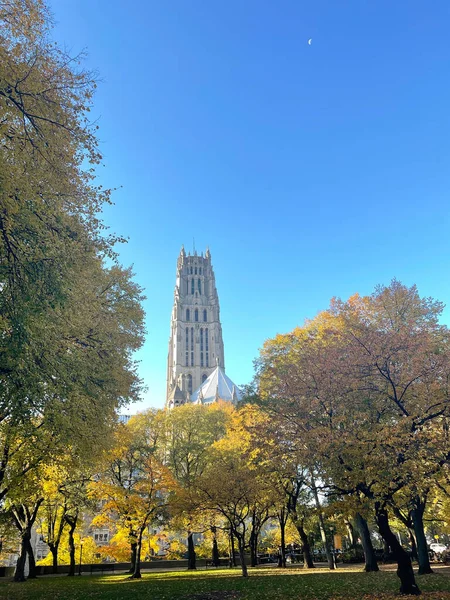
131, 532, 143, 579
355, 513, 379, 572
375, 504, 420, 595
345, 518, 358, 553
408, 528, 418, 561
230, 532, 237, 567
237, 534, 248, 577
295, 523, 315, 568
26, 538, 38, 579
14, 533, 29, 582
49, 543, 59, 574
411, 499, 433, 575
311, 481, 335, 570
187, 531, 196, 570
67, 525, 76, 576
249, 529, 257, 567
129, 541, 137, 574
279, 517, 286, 568
212, 535, 220, 567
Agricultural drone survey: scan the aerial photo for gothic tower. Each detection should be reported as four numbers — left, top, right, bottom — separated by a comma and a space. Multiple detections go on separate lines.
166, 247, 225, 407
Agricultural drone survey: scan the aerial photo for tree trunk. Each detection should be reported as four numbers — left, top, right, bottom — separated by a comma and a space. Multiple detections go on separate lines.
26, 537, 38, 579
49, 543, 59, 574
295, 522, 315, 568
345, 518, 357, 551
131, 532, 143, 579
355, 512, 379, 572
375, 504, 420, 595
311, 481, 335, 570
129, 541, 137, 574
230, 532, 237, 567
279, 516, 286, 568
411, 499, 433, 575
408, 528, 418, 561
212, 533, 220, 567
237, 533, 248, 577
67, 521, 76, 576
249, 528, 257, 567
187, 531, 196, 570
14, 532, 29, 582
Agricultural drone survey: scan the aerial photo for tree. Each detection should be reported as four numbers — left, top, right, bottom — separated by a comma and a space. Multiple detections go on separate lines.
0, 0, 146, 506
92, 412, 173, 579
256, 282, 450, 595
161, 402, 231, 570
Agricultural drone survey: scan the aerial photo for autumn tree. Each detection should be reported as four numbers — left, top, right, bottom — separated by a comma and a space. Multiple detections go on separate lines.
0, 0, 145, 508
257, 281, 450, 595
92, 412, 174, 579
161, 403, 231, 570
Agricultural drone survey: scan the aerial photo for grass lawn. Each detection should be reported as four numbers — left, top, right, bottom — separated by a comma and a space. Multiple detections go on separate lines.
1, 565, 450, 600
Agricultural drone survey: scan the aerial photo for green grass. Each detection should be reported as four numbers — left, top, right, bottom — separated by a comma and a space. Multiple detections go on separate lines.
1, 565, 450, 600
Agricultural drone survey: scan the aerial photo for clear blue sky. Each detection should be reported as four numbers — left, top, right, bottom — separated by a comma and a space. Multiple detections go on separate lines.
49, 0, 450, 410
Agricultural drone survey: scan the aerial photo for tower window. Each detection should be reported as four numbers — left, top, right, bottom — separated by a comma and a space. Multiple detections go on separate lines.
203, 309, 207, 322
186, 309, 190, 322
199, 267, 202, 275
195, 309, 198, 322
200, 328, 203, 366
190, 267, 193, 274
191, 327, 194, 366
185, 328, 189, 366
205, 328, 209, 367
191, 279, 194, 294
187, 374, 192, 394
198, 279, 201, 294
202, 374, 207, 383
195, 267, 197, 274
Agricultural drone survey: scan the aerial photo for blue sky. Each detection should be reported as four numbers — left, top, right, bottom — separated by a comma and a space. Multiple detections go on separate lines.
49, 0, 450, 410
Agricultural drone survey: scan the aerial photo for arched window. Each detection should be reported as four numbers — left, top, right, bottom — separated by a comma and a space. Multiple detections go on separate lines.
186, 309, 190, 322
198, 279, 201, 294
199, 267, 202, 275
195, 309, 198, 322
187, 374, 192, 394
191, 279, 194, 294
195, 267, 197, 274
202, 374, 207, 383
190, 266, 193, 274
185, 329, 189, 366
190, 327, 194, 366
203, 309, 207, 322
200, 328, 203, 366
205, 328, 209, 367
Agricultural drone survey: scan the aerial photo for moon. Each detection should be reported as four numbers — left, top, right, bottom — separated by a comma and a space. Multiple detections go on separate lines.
308, 38, 312, 45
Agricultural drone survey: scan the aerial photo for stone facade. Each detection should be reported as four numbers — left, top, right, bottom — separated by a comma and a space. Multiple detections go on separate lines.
166, 247, 225, 407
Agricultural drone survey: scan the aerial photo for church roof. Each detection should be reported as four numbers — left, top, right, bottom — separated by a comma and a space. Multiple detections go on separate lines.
190, 366, 243, 405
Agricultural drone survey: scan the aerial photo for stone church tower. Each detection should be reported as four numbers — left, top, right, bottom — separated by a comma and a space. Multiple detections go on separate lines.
166, 247, 225, 407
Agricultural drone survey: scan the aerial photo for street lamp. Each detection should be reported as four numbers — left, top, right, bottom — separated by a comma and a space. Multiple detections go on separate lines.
78, 538, 84, 576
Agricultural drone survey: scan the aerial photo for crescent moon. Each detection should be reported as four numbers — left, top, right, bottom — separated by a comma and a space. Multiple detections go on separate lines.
308, 39, 312, 45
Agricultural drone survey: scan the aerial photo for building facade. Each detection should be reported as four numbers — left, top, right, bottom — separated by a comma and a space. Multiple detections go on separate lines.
166, 247, 225, 407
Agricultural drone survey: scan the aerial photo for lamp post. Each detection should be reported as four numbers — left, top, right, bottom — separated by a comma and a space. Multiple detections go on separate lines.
78, 538, 84, 576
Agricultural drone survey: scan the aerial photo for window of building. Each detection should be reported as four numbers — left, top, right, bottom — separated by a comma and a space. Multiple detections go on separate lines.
200, 328, 203, 366
186, 309, 190, 322
195, 267, 197, 274
198, 279, 201, 294
203, 309, 207, 322
191, 327, 194, 366
191, 279, 194, 294
199, 267, 202, 275
205, 328, 209, 367
187, 374, 192, 394
185, 328, 189, 366
202, 374, 207, 383
195, 309, 198, 322
190, 266, 193, 274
